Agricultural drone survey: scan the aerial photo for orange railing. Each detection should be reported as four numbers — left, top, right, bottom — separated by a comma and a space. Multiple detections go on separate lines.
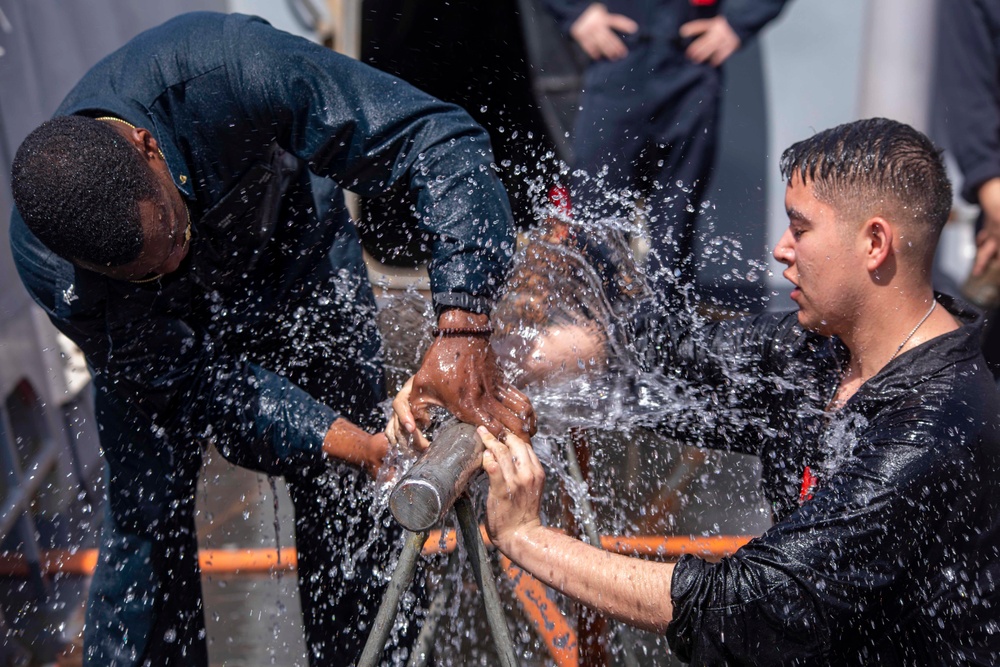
0, 533, 751, 667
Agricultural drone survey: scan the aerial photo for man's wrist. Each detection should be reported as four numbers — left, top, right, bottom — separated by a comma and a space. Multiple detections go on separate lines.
323, 418, 385, 472
431, 325, 493, 338
437, 308, 490, 329
432, 293, 493, 319
498, 521, 548, 562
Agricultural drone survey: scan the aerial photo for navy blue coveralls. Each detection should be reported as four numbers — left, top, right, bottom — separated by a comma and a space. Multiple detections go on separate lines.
9, 12, 514, 666
630, 295, 1000, 664
541, 0, 787, 294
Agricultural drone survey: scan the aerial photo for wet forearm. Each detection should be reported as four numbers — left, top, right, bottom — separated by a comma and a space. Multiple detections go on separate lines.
501, 524, 676, 633
323, 417, 386, 473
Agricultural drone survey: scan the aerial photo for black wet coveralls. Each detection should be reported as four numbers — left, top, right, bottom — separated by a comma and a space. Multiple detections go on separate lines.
9, 12, 514, 666
540, 0, 788, 292
631, 294, 1000, 664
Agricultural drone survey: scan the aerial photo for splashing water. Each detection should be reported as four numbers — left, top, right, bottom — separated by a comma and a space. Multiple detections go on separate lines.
197, 153, 859, 666
382, 165, 872, 665
360, 168, 790, 664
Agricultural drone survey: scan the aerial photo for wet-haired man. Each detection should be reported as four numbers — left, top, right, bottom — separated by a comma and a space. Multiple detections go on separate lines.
479, 118, 1000, 664
9, 11, 532, 667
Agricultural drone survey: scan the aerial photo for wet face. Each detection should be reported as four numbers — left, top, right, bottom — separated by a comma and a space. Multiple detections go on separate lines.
81, 157, 191, 282
772, 175, 863, 337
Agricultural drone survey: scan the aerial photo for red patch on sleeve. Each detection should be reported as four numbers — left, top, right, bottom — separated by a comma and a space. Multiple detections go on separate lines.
799, 466, 817, 504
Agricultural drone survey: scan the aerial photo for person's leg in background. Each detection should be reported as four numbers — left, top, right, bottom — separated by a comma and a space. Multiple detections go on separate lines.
568, 42, 657, 306
568, 40, 722, 306
642, 58, 721, 303
569, 42, 649, 227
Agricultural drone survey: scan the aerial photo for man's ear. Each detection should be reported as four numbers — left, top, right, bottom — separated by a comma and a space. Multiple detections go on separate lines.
863, 216, 893, 272
134, 128, 160, 162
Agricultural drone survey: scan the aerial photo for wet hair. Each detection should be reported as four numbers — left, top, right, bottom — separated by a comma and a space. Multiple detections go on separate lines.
779, 118, 952, 262
11, 115, 157, 266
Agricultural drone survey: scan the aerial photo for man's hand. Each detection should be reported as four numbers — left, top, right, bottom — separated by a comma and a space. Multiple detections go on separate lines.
480, 426, 544, 550
570, 3, 639, 61
405, 309, 536, 439
680, 15, 741, 66
481, 428, 677, 632
974, 178, 1000, 277
386, 377, 431, 451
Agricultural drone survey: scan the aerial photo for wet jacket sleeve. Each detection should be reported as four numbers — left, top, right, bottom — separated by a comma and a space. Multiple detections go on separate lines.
665, 399, 979, 663
101, 314, 336, 475
722, 0, 790, 45
223, 15, 515, 314
938, 0, 1000, 203
9, 216, 333, 475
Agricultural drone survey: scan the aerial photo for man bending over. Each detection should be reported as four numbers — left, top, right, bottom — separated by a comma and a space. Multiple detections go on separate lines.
9, 12, 532, 666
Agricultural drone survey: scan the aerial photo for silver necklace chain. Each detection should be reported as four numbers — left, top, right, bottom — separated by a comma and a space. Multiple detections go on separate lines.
888, 299, 937, 363
830, 299, 938, 411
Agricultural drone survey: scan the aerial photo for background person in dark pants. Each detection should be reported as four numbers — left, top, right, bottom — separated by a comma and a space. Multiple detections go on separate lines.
541, 0, 788, 297
8, 12, 531, 666
937, 0, 1000, 381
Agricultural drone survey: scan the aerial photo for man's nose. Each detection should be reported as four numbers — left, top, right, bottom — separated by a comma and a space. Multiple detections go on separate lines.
773, 230, 794, 265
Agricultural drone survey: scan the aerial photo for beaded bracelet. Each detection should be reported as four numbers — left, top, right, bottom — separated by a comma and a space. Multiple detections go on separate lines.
431, 327, 494, 338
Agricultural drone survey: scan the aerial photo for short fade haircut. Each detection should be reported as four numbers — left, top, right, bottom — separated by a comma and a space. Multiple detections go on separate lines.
779, 118, 952, 261
11, 115, 157, 267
